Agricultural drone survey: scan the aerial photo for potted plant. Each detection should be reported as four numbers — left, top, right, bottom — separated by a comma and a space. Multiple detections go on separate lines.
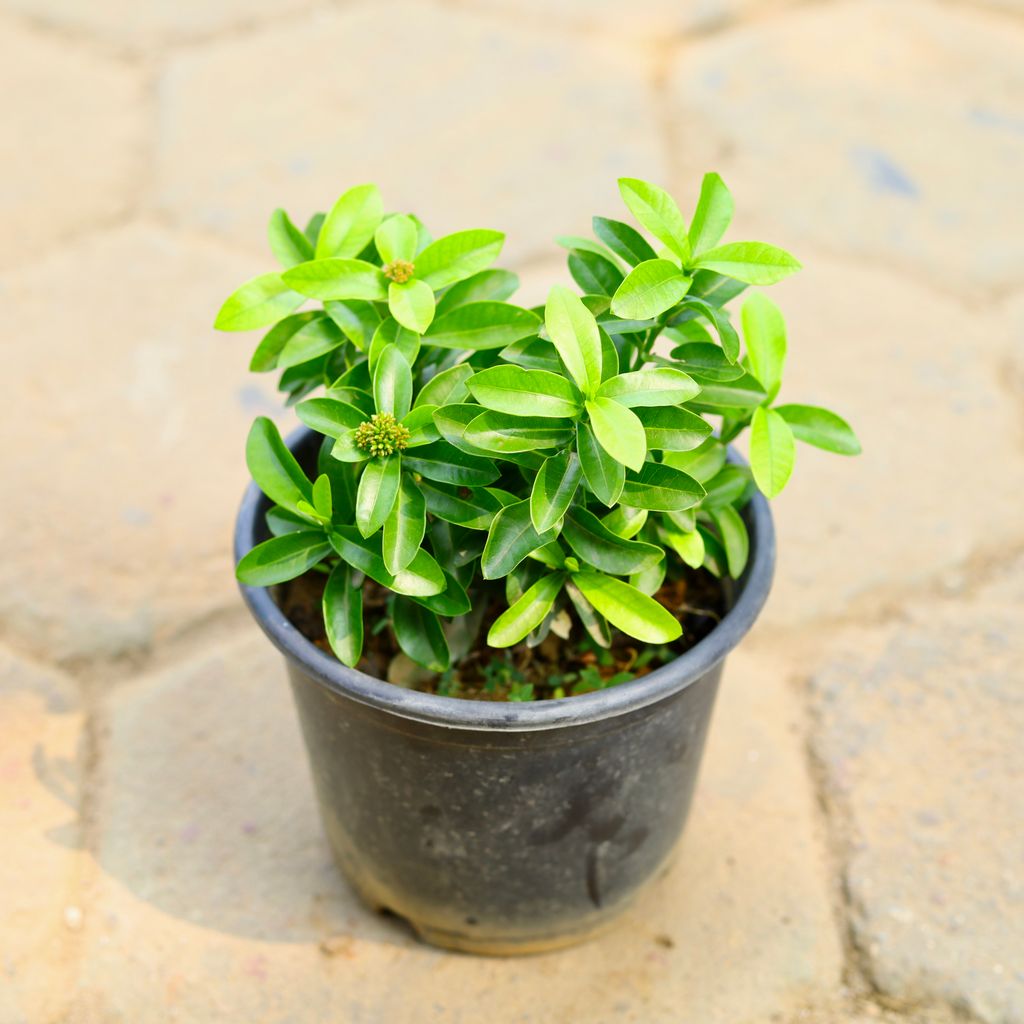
217, 175, 859, 954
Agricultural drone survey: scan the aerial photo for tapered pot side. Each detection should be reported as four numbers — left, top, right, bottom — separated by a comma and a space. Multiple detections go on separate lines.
234, 427, 776, 954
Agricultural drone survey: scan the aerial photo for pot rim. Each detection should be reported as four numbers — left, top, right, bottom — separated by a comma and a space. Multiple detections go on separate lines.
234, 426, 775, 732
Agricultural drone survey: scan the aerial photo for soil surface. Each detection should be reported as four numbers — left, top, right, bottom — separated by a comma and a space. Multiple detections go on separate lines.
278, 567, 728, 702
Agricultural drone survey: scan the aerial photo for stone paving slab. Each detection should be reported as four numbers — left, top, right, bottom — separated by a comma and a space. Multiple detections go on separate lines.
0, 224, 288, 666
0, 647, 83, 1024
810, 558, 1024, 1024
0, 19, 146, 269
666, 0, 1024, 295
68, 631, 839, 1022
152, 3, 665, 263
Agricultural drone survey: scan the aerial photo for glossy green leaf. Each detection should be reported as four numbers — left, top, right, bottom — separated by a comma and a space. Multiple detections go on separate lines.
415, 229, 505, 290
388, 278, 435, 333
373, 344, 412, 419
278, 317, 346, 369
316, 183, 383, 259
556, 234, 622, 266
577, 423, 624, 506
621, 462, 705, 511
741, 292, 786, 399
597, 367, 699, 407
382, 474, 426, 574
670, 341, 745, 382
694, 242, 801, 285
699, 464, 750, 509
435, 269, 519, 314
467, 365, 582, 419
488, 573, 565, 648
403, 440, 500, 486
246, 417, 312, 512
592, 216, 658, 266
775, 404, 861, 455
749, 406, 796, 497
425, 302, 541, 350
568, 250, 624, 297
681, 297, 741, 363
375, 214, 417, 264
355, 456, 401, 537
563, 508, 662, 575
311, 473, 333, 519
601, 505, 647, 539
610, 259, 691, 320
630, 553, 666, 596
268, 208, 314, 268
499, 336, 564, 373
637, 406, 712, 451
572, 571, 681, 643
282, 258, 387, 301
214, 272, 304, 332
368, 317, 420, 369
392, 598, 450, 672
266, 504, 312, 537
688, 372, 768, 410
329, 528, 444, 596
586, 397, 646, 472
236, 531, 330, 586
687, 172, 733, 256
420, 480, 503, 530
324, 299, 381, 350
323, 562, 363, 667
545, 285, 603, 396
415, 363, 475, 408
482, 500, 556, 579
530, 451, 582, 532
660, 522, 705, 568
330, 431, 367, 463
711, 505, 749, 577
662, 437, 727, 483
249, 311, 321, 372
399, 404, 440, 447
688, 270, 748, 307
414, 570, 472, 617
618, 178, 690, 260
465, 412, 573, 454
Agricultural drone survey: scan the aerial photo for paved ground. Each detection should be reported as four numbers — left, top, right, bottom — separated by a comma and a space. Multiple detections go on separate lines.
2, 0, 1022, 1021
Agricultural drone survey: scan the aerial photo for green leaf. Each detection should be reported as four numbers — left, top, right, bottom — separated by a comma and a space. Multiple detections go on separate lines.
564, 579, 612, 647
414, 570, 472, 617
563, 508, 661, 575
710, 505, 749, 577
214, 272, 304, 332
392, 598, 450, 672
555, 235, 623, 266
749, 407, 796, 497
415, 229, 505, 290
330, 527, 444, 596
435, 269, 519, 314
249, 311, 321, 372
530, 452, 582, 532
568, 250, 624, 297
467, 365, 582, 419
670, 340, 744, 382
592, 216, 658, 266
268, 208, 314, 268
311, 473, 333, 519
601, 505, 647, 539
688, 270, 748, 306
373, 344, 412, 419
465, 412, 573, 454
488, 573, 565, 648
375, 214, 417, 264
621, 462, 705, 511
688, 372, 768, 410
545, 285, 603, 396
425, 302, 541, 350
323, 562, 363, 667
330, 431, 368, 464
775, 404, 861, 455
304, 212, 325, 247
388, 278, 435, 333
499, 336, 563, 373
660, 522, 705, 568
368, 317, 420, 369
597, 367, 699, 407
577, 423, 624, 506
400, 404, 440, 447
246, 417, 312, 512
687, 172, 733, 256
355, 456, 401, 537
277, 317, 346, 369
698, 464, 750, 509
324, 299, 381, 350
572, 571, 681, 643
236, 531, 330, 587
382, 474, 426, 574
681, 297, 741, 363
283, 258, 387, 301
630, 555, 666, 596
637, 406, 713, 451
482, 500, 556, 579
610, 259, 691, 320
316, 183, 383, 259
420, 480, 503, 530
662, 437, 726, 483
403, 440, 500, 486
694, 242, 801, 285
586, 397, 647, 473
741, 292, 786, 399
415, 363, 474, 409
618, 178, 690, 260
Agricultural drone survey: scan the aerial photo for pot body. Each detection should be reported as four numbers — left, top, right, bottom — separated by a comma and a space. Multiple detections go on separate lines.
286, 656, 722, 953
235, 427, 775, 954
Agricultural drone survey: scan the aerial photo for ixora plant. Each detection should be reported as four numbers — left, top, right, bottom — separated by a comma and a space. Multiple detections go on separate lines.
221, 175, 858, 954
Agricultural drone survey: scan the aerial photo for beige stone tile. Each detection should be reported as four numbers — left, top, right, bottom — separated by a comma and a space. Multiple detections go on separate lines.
0, 20, 146, 268
72, 631, 838, 1022
810, 558, 1024, 1024
0, 225, 290, 665
0, 647, 83, 1023
153, 3, 666, 263
666, 0, 1024, 294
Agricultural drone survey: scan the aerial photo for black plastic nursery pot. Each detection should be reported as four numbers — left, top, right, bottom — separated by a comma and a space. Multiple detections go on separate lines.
234, 427, 776, 955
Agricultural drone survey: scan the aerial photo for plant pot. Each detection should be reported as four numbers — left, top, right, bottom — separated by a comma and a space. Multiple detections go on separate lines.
234, 427, 776, 955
